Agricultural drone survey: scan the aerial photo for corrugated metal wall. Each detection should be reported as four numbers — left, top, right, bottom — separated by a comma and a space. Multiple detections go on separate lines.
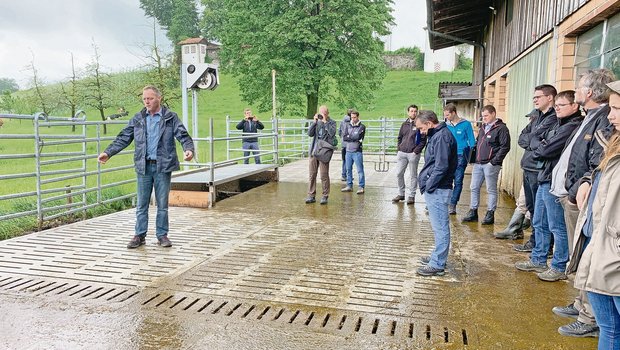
502, 40, 551, 196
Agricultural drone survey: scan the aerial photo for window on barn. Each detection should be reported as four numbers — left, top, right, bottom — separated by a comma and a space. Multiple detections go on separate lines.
505, 0, 514, 26
575, 12, 620, 79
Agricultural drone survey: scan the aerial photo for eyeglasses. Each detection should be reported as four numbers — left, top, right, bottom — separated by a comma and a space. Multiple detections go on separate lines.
532, 95, 547, 100
554, 103, 572, 108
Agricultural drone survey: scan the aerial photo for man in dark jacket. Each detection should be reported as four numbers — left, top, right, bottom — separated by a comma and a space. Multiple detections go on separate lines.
98, 85, 194, 249
415, 110, 457, 276
393, 105, 427, 205
341, 111, 366, 194
513, 84, 557, 252
236, 108, 265, 164
305, 105, 337, 205
338, 109, 352, 181
515, 90, 582, 282
550, 68, 615, 338
462, 105, 511, 225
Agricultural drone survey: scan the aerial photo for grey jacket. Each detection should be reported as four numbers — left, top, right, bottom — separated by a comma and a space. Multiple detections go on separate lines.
104, 107, 194, 175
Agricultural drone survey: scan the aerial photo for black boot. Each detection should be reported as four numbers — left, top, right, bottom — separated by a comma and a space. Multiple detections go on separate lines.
481, 210, 495, 225
462, 208, 478, 222
494, 210, 524, 239
521, 217, 531, 231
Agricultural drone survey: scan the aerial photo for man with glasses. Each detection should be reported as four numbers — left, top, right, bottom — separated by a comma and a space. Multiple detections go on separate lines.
513, 84, 557, 252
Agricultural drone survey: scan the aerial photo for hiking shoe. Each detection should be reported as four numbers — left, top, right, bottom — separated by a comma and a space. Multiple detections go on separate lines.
157, 235, 172, 248
406, 197, 415, 205
481, 210, 495, 225
462, 208, 478, 222
416, 265, 445, 276
320, 196, 328, 205
392, 195, 405, 203
448, 204, 457, 215
305, 196, 316, 204
513, 241, 534, 252
558, 321, 599, 338
341, 186, 353, 192
340, 177, 346, 182
552, 303, 579, 319
356, 188, 365, 194
538, 268, 568, 282
127, 235, 146, 249
419, 256, 430, 265
515, 260, 547, 273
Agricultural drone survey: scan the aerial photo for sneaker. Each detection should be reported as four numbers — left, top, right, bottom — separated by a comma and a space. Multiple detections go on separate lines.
513, 240, 534, 252
341, 186, 353, 192
356, 188, 365, 195
340, 177, 346, 182
558, 321, 599, 338
157, 235, 172, 248
552, 303, 579, 319
448, 204, 457, 215
515, 260, 548, 273
320, 196, 328, 205
127, 235, 146, 249
305, 196, 316, 204
419, 256, 430, 265
416, 265, 445, 276
406, 197, 415, 205
538, 268, 568, 282
392, 195, 405, 203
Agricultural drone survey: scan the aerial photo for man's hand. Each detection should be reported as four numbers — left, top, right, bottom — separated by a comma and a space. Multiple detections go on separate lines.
97, 152, 109, 164
253, 115, 259, 122
576, 182, 591, 211
184, 150, 194, 161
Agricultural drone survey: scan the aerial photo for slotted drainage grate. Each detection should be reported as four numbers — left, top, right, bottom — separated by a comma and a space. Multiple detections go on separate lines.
138, 292, 472, 345
0, 274, 140, 303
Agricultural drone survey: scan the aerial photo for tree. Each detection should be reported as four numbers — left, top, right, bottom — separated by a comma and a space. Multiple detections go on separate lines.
59, 53, 82, 131
82, 41, 114, 134
203, 0, 394, 118
0, 78, 19, 94
456, 44, 473, 70
25, 55, 53, 116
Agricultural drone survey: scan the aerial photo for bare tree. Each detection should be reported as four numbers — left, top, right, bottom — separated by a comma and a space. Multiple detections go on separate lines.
59, 52, 81, 131
82, 41, 114, 134
26, 53, 52, 116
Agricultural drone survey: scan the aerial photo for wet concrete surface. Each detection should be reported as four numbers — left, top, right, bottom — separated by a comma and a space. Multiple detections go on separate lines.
0, 158, 598, 349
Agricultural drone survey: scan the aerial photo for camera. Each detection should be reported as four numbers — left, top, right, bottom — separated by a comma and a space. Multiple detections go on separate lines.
248, 116, 254, 121
317, 114, 323, 120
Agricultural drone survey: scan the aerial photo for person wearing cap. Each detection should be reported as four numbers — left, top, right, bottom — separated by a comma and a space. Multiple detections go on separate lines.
550, 68, 616, 338
511, 85, 557, 250
568, 79, 620, 347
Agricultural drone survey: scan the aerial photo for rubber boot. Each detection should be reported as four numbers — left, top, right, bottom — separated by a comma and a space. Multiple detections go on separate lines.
494, 209, 525, 239
521, 216, 531, 231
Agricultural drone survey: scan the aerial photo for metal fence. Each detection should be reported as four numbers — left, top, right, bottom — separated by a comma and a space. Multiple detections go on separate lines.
1, 112, 404, 230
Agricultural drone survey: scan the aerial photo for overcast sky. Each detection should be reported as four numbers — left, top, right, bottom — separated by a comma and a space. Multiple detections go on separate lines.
0, 0, 427, 89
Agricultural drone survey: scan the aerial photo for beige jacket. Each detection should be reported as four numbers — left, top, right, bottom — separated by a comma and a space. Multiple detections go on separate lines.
571, 131, 620, 296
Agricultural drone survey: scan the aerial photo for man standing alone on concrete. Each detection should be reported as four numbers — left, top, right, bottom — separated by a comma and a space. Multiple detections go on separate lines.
305, 105, 337, 205
444, 103, 476, 215
462, 105, 510, 225
415, 111, 457, 276
98, 85, 194, 249
340, 110, 366, 194
393, 105, 427, 205
236, 108, 265, 164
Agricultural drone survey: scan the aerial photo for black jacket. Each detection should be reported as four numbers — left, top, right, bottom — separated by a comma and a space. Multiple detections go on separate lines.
397, 118, 427, 154
475, 119, 511, 166
532, 111, 583, 183
518, 107, 557, 171
419, 122, 457, 194
342, 122, 366, 152
236, 119, 265, 142
565, 104, 611, 202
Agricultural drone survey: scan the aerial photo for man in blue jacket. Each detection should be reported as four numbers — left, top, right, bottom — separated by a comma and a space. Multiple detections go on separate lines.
98, 86, 194, 249
444, 103, 476, 215
415, 110, 457, 276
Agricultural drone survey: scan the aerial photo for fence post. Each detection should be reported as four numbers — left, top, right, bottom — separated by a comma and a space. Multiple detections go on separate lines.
33, 112, 45, 230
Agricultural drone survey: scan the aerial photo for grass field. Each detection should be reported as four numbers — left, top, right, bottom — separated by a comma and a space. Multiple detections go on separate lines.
0, 69, 471, 239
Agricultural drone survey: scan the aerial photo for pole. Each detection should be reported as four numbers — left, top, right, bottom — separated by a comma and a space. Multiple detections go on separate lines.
272, 69, 277, 120
192, 88, 199, 166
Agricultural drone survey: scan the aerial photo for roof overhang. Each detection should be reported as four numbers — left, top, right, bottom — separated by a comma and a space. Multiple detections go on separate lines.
426, 0, 493, 50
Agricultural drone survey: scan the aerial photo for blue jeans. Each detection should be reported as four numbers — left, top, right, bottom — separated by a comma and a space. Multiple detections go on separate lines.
345, 151, 365, 188
242, 141, 261, 164
530, 182, 568, 270
469, 163, 501, 211
588, 291, 620, 350
135, 162, 171, 238
424, 189, 452, 269
450, 153, 468, 206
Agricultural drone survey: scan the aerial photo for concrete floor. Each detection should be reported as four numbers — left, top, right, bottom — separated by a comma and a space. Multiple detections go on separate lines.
0, 158, 597, 349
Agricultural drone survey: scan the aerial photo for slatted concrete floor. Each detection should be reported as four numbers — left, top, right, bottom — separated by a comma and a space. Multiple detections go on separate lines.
0, 159, 598, 349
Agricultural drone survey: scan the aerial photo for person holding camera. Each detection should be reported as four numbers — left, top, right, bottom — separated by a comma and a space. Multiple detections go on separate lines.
305, 105, 337, 205
236, 108, 265, 164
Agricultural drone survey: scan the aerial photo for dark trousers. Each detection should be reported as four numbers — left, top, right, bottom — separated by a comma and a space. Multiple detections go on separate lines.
523, 170, 539, 247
